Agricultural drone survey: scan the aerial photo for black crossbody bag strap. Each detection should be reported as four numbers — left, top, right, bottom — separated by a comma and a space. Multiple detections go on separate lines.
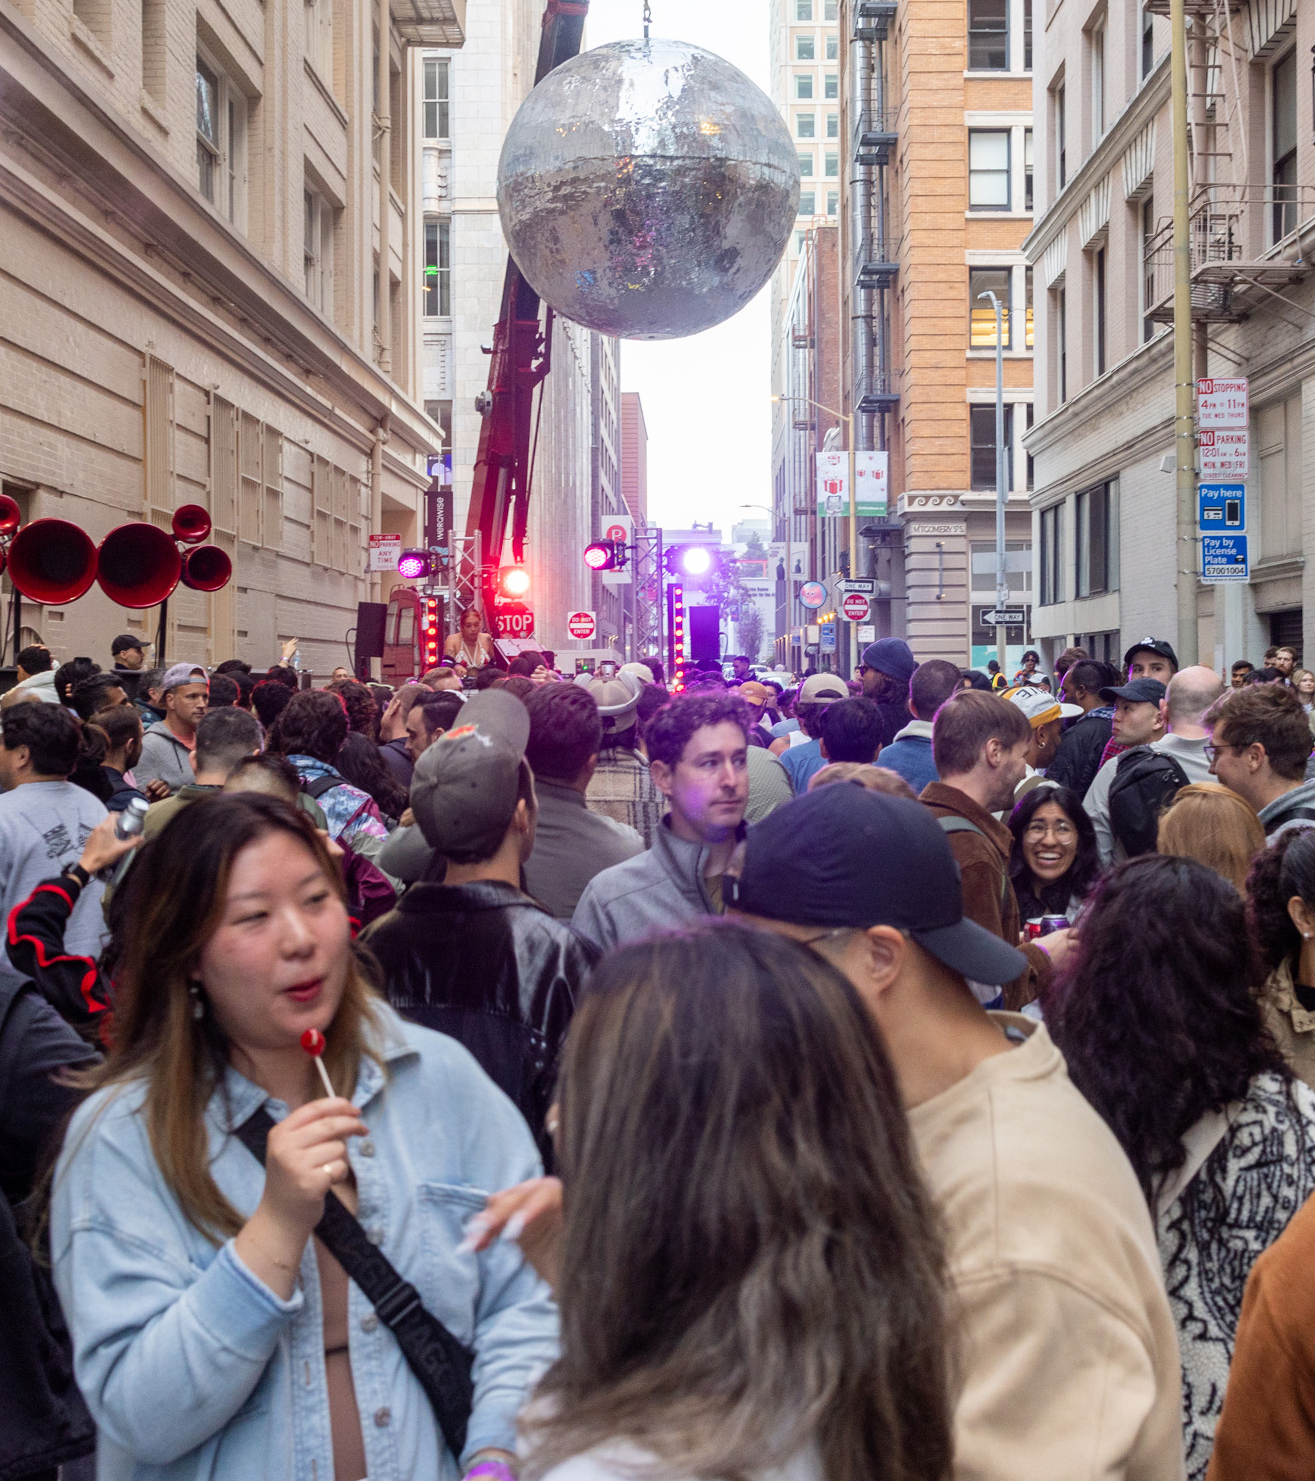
233, 1107, 474, 1458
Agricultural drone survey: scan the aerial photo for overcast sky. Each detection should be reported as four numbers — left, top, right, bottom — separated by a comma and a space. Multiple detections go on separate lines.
583, 0, 774, 541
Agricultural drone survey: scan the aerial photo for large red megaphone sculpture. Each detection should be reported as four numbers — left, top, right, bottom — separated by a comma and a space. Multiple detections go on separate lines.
7, 519, 99, 603
172, 504, 212, 545
96, 522, 182, 608
181, 544, 233, 592
0, 493, 20, 537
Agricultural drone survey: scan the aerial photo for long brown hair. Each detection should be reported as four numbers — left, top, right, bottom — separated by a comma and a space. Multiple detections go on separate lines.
77, 794, 381, 1241
523, 922, 953, 1481
1156, 782, 1265, 895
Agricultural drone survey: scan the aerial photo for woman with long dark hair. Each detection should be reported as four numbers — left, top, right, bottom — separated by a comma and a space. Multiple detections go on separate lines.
488, 922, 953, 1481
335, 730, 408, 825
1045, 854, 1315, 1478
1006, 785, 1100, 923
50, 795, 555, 1481
1246, 827, 1315, 1089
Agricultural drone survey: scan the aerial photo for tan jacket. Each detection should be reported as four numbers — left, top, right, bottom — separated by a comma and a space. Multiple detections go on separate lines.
909, 1018, 1186, 1481
1259, 955, 1315, 1092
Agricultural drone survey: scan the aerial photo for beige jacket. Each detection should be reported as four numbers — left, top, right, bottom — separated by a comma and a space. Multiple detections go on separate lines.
909, 1017, 1186, 1481
1259, 955, 1315, 1092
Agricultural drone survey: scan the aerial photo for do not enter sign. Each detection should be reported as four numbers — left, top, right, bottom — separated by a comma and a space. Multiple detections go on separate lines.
842, 592, 870, 622
567, 610, 597, 641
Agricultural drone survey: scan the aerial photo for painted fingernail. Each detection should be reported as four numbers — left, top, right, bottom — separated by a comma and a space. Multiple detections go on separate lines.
501, 1210, 527, 1244
456, 1215, 491, 1255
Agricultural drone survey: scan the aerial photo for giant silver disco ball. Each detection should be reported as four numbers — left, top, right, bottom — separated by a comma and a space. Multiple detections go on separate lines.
496, 38, 800, 341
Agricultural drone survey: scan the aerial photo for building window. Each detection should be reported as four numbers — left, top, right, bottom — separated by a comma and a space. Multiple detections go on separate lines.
799, 190, 816, 215
971, 404, 1014, 490
824, 151, 839, 177
797, 113, 816, 138
1094, 246, 1107, 375
1024, 128, 1033, 210
796, 33, 815, 60
1141, 196, 1156, 340
824, 73, 839, 99
968, 0, 1008, 71
1140, 4, 1154, 77
824, 0, 837, 17
798, 152, 815, 177
969, 267, 1011, 348
1056, 286, 1068, 402
826, 32, 838, 59
795, 0, 812, 18
423, 219, 450, 316
304, 186, 333, 313
1273, 49, 1297, 241
826, 112, 839, 138
196, 55, 245, 225
826, 189, 838, 215
1025, 401, 1035, 488
1055, 83, 1066, 188
1076, 482, 1118, 595
1090, 19, 1106, 140
1024, 0, 1032, 69
423, 58, 450, 139
142, 0, 165, 101
795, 74, 814, 99
1040, 503, 1063, 604
968, 130, 1011, 209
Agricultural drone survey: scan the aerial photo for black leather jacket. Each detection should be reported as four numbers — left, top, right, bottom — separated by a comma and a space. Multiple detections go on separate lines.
361, 880, 595, 1163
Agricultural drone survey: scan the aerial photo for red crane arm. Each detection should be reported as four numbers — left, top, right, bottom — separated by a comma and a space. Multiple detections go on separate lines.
464, 0, 590, 584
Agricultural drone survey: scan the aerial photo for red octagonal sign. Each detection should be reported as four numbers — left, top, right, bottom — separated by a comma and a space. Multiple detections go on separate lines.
842, 592, 870, 622
567, 610, 596, 641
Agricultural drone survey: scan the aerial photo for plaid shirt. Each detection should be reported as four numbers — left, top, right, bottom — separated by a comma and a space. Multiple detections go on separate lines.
586, 748, 665, 848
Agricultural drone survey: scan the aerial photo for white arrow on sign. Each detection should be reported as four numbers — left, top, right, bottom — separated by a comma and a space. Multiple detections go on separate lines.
982, 609, 1026, 626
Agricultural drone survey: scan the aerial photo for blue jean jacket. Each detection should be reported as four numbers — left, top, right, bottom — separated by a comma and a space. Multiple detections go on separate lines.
52, 1006, 558, 1481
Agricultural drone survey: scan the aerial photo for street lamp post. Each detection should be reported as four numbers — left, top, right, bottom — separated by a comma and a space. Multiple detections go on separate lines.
978, 290, 1008, 676
772, 393, 857, 672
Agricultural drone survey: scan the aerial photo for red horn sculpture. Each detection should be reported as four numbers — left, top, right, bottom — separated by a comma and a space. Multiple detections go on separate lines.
96, 523, 182, 608
180, 544, 232, 592
7, 519, 98, 603
0, 493, 20, 537
172, 504, 212, 546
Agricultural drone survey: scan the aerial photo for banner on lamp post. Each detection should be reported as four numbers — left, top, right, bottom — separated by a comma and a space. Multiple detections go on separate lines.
816, 450, 889, 518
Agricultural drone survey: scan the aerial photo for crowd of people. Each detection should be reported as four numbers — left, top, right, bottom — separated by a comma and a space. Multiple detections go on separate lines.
4, 620, 1315, 1481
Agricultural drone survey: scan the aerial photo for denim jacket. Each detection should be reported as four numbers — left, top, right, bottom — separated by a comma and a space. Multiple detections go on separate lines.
52, 1005, 558, 1481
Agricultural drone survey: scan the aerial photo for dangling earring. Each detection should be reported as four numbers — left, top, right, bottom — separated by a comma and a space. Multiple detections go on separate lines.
189, 982, 205, 1020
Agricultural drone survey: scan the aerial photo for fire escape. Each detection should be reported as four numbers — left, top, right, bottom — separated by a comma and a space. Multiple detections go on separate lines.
1142, 0, 1309, 325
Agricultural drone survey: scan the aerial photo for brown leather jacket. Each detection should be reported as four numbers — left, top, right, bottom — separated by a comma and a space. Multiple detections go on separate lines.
920, 781, 1053, 1011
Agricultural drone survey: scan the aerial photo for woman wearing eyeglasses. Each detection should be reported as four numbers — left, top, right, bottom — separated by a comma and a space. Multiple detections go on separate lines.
1007, 786, 1101, 926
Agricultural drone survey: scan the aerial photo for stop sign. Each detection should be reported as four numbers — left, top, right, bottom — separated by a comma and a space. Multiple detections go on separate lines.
567, 610, 597, 640
842, 592, 870, 622
493, 602, 534, 638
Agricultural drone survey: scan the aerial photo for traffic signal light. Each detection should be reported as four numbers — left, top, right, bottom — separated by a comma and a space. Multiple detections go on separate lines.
420, 596, 441, 669
498, 565, 531, 599
583, 539, 626, 571
398, 549, 432, 580
663, 544, 721, 582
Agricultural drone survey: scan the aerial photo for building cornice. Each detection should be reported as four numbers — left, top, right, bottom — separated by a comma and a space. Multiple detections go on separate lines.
0, 0, 438, 461
1022, 54, 1170, 264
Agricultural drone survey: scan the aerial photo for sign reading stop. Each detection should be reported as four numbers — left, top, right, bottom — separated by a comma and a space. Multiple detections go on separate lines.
567, 610, 597, 641
842, 591, 870, 622
493, 602, 534, 639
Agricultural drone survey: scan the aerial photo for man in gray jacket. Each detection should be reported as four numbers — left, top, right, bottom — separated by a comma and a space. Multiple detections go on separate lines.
571, 691, 750, 951
133, 663, 208, 794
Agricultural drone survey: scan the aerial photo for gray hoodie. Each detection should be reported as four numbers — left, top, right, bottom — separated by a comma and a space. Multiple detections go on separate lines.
1258, 776, 1315, 842
134, 722, 195, 793
571, 818, 733, 951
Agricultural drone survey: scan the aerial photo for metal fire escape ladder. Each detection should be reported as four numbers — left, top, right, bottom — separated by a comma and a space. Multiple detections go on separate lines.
463, 0, 588, 596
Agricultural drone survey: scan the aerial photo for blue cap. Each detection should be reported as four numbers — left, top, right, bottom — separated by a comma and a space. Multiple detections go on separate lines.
860, 637, 917, 685
726, 785, 1027, 986
1099, 678, 1167, 707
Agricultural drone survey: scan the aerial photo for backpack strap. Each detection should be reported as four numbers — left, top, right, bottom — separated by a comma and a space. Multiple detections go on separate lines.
937, 815, 1009, 911
302, 774, 341, 801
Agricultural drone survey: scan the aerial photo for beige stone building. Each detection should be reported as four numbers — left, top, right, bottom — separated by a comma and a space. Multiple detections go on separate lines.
0, 0, 455, 675
1025, 0, 1313, 672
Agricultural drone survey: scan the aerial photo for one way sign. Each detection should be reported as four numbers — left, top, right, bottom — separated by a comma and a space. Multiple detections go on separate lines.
982, 608, 1026, 626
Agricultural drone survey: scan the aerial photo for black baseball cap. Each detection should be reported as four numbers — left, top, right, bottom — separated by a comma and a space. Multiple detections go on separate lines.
725, 785, 1027, 986
111, 634, 145, 655
409, 689, 530, 856
1123, 637, 1178, 671
1099, 677, 1167, 707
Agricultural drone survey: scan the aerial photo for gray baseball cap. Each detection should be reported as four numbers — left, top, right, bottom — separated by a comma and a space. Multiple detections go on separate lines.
409, 689, 531, 857
160, 662, 208, 692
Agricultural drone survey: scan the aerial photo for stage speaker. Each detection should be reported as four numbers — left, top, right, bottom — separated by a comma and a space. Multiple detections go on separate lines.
355, 601, 387, 680
687, 604, 721, 663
